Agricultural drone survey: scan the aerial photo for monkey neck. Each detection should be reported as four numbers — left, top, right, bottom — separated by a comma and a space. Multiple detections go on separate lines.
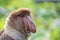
4, 25, 27, 40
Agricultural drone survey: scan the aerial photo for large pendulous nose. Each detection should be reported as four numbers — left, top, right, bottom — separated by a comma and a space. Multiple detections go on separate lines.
23, 16, 36, 33
28, 21, 36, 33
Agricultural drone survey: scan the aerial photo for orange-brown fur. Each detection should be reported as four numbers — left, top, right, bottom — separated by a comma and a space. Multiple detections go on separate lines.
0, 8, 36, 40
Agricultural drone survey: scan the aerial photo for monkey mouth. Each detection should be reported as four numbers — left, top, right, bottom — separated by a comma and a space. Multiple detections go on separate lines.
25, 30, 30, 33
24, 27, 31, 33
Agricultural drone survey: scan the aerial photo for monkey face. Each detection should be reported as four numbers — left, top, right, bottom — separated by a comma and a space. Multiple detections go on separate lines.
8, 8, 36, 36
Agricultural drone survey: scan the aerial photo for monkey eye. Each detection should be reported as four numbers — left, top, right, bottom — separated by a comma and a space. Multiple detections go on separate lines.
14, 12, 23, 17
20, 13, 25, 17
16, 12, 30, 17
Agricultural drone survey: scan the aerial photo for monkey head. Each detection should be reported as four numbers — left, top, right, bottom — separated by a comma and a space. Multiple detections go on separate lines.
6, 8, 36, 36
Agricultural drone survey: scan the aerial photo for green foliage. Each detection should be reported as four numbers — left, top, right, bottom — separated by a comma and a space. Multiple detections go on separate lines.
0, 0, 60, 40
0, 13, 5, 18
0, 17, 6, 30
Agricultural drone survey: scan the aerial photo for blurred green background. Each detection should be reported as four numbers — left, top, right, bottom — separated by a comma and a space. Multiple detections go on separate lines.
0, 0, 60, 40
